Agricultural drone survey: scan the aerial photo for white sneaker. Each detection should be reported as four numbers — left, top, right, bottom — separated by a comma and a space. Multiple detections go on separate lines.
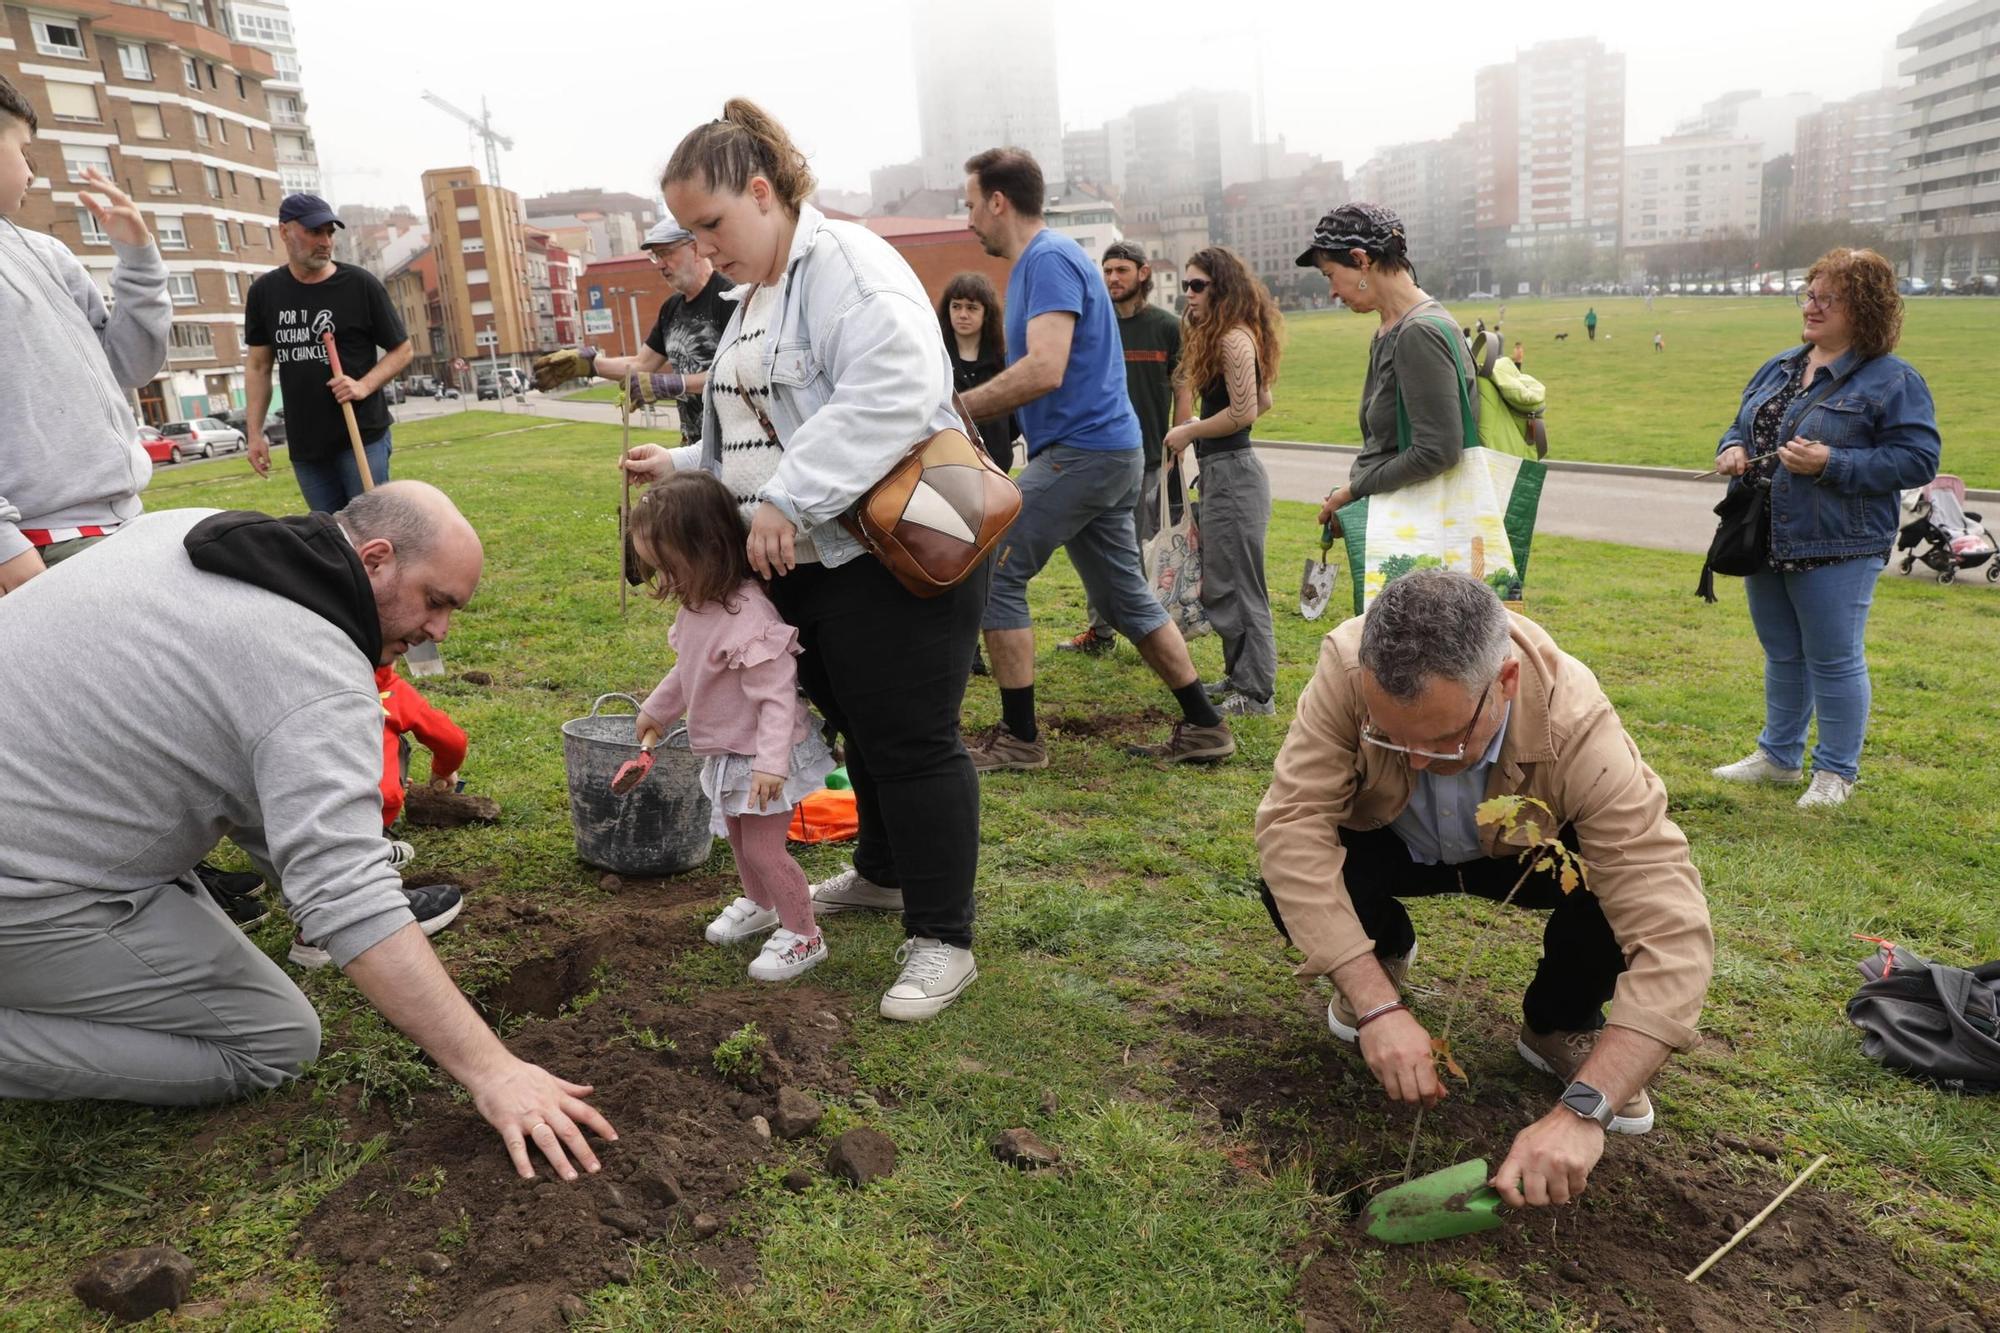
748, 928, 827, 982
385, 839, 415, 870
809, 866, 903, 915
704, 896, 780, 944
1797, 770, 1855, 809
879, 937, 977, 1021
1711, 751, 1804, 784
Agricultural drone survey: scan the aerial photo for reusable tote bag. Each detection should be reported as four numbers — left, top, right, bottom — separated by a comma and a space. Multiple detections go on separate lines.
1144, 456, 1211, 639
1335, 315, 1547, 615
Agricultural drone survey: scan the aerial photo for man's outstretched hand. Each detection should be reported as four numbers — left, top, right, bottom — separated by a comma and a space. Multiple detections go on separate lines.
1490, 1108, 1605, 1207
466, 1056, 617, 1180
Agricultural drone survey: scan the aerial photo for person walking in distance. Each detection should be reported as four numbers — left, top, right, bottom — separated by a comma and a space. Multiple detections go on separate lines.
1584, 306, 1599, 342
956, 148, 1234, 769
1058, 240, 1182, 657
243, 195, 413, 512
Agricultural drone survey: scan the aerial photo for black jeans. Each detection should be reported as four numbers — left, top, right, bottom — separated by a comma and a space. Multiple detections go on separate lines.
1260, 824, 1625, 1034
767, 553, 986, 949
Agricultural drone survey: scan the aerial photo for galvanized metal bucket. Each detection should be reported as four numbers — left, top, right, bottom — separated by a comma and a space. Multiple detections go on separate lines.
560, 693, 713, 877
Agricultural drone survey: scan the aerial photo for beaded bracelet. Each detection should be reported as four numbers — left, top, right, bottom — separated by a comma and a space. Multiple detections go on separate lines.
1354, 999, 1409, 1030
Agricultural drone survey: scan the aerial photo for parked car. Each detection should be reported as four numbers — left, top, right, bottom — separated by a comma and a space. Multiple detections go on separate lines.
409, 374, 439, 397
1465, 290, 1495, 301
159, 417, 246, 458
476, 374, 501, 401
137, 424, 174, 465
382, 379, 405, 405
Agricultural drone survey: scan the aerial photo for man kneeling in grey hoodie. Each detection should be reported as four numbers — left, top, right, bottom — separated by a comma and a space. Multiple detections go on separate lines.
0, 482, 618, 1181
0, 74, 170, 594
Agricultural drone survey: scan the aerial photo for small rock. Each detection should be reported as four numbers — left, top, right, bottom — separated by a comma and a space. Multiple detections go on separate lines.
598, 1207, 647, 1237
691, 1213, 722, 1240
992, 1127, 1061, 1169
1558, 1262, 1586, 1285
526, 1233, 547, 1251
559, 1294, 590, 1324
772, 1086, 824, 1139
414, 1251, 452, 1277
639, 1168, 684, 1207
826, 1128, 898, 1187
1745, 1137, 1783, 1160
811, 1009, 841, 1030
1038, 1089, 1060, 1117
72, 1246, 195, 1323
598, 873, 624, 892
1723, 1212, 1746, 1234
781, 1168, 814, 1193
750, 1115, 772, 1145
461, 670, 494, 686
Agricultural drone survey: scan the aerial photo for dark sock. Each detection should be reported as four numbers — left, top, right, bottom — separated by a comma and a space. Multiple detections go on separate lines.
1001, 686, 1038, 742
1173, 681, 1223, 727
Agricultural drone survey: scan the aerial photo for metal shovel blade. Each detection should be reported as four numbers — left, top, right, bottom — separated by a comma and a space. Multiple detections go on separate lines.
404, 641, 446, 678
1361, 1157, 1506, 1245
1299, 524, 1336, 620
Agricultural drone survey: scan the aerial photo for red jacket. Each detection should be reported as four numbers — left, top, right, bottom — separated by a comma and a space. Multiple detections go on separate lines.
376, 664, 467, 827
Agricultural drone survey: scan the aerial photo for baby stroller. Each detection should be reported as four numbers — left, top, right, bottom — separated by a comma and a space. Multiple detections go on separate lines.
1897, 475, 1999, 584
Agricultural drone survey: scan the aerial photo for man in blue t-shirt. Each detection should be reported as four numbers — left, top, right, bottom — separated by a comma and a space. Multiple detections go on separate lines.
958, 148, 1234, 771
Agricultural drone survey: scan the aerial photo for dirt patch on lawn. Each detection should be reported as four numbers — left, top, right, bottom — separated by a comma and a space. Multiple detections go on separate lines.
299, 882, 858, 1332
1172, 1000, 1998, 1332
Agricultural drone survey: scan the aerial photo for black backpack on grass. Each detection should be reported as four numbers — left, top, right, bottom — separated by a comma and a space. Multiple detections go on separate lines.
1847, 941, 2000, 1093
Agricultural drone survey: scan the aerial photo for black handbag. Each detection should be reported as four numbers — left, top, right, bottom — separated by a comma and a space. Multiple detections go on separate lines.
1696, 475, 1770, 602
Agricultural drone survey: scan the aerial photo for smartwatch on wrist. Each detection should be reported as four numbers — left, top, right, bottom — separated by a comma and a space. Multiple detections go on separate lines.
1559, 1080, 1616, 1129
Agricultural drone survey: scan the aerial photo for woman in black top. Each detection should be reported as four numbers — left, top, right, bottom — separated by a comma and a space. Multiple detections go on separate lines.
937, 272, 1015, 473
1162, 247, 1282, 714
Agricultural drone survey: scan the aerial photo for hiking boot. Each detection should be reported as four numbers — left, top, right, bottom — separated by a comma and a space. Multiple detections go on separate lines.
289, 884, 463, 969
1055, 627, 1115, 655
385, 839, 416, 870
879, 936, 977, 1021
1216, 691, 1276, 718
810, 865, 903, 915
1797, 770, 1855, 810
1711, 750, 1803, 784
1125, 719, 1236, 764
704, 896, 780, 944
195, 861, 268, 928
967, 722, 1049, 772
1327, 943, 1417, 1043
1515, 1025, 1656, 1134
1201, 677, 1234, 701
748, 928, 827, 982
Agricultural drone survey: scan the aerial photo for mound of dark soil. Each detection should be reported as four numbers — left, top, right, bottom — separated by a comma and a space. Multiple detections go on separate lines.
1174, 1001, 1998, 1332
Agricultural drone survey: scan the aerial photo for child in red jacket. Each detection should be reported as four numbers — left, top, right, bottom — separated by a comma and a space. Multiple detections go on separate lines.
377, 663, 466, 857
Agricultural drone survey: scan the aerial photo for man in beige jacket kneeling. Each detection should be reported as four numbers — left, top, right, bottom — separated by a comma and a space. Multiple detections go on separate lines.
1255, 570, 1713, 1210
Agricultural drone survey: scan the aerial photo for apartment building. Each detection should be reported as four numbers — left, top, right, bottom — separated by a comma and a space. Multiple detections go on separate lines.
1475, 38, 1626, 262
1621, 135, 1763, 253
3, 0, 283, 423
422, 164, 536, 373
222, 0, 313, 194
1211, 160, 1349, 304
382, 246, 441, 381
1894, 0, 2000, 277
911, 0, 1061, 188
1795, 89, 1900, 227
1351, 127, 1477, 295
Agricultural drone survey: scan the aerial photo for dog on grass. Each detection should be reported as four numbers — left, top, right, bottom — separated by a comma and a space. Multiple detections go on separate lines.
1553, 331, 1570, 342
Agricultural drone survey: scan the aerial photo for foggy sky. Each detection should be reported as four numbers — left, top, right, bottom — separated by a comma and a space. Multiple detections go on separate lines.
296, 0, 1911, 215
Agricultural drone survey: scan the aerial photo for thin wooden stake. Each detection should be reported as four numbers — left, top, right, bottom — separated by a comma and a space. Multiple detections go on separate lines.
618, 396, 631, 616
1685, 1153, 1830, 1284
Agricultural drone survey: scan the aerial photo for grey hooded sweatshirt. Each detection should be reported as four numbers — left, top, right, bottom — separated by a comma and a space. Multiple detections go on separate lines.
0, 222, 170, 562
0, 508, 413, 968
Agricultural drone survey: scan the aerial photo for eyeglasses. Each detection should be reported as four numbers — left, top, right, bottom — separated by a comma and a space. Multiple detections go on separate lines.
1795, 288, 1841, 310
1361, 680, 1493, 761
1181, 278, 1210, 294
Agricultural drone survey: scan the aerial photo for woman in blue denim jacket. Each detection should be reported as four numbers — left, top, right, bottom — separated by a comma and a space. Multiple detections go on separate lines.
620, 100, 985, 1022
1710, 248, 1940, 809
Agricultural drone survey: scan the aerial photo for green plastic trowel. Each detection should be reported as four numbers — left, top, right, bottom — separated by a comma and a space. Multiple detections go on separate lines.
1361, 1157, 1507, 1244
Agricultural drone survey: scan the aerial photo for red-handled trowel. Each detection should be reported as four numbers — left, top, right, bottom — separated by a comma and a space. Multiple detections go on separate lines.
1360, 1157, 1507, 1244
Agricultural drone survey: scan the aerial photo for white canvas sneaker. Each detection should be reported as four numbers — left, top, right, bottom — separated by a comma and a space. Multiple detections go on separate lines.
878, 937, 977, 1021
747, 929, 827, 982
1797, 770, 1855, 809
809, 866, 904, 914
1711, 751, 1804, 784
704, 896, 780, 944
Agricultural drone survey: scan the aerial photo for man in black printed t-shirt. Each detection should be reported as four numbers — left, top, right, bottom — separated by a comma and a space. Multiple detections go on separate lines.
530, 215, 729, 440
243, 194, 412, 512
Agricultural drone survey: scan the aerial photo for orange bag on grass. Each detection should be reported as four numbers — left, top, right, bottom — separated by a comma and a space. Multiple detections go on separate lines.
787, 788, 858, 843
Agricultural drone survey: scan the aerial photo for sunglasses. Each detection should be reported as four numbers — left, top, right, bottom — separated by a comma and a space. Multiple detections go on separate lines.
1181, 278, 1210, 294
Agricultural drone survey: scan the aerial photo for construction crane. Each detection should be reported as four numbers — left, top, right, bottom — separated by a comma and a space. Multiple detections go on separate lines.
420, 91, 512, 187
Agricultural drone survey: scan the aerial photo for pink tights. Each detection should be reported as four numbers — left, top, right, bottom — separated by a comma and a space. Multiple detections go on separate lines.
725, 811, 816, 937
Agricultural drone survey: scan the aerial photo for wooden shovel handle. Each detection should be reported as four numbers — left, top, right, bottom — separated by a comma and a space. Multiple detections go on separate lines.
322, 330, 375, 493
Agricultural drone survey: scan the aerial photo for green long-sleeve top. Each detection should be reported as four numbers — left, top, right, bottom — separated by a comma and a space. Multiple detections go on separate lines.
1348, 302, 1470, 498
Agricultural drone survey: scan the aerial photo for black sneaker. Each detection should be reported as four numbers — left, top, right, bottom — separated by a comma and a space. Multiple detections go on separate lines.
288, 884, 465, 969
196, 861, 268, 928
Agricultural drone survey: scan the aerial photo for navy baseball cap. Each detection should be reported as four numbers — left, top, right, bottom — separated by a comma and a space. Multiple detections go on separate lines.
278, 193, 344, 229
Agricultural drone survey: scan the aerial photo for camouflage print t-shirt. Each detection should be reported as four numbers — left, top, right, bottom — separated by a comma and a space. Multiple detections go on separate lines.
644, 271, 733, 439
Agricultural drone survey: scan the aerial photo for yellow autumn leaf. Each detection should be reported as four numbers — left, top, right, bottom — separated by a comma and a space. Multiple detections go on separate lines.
1432, 1038, 1468, 1082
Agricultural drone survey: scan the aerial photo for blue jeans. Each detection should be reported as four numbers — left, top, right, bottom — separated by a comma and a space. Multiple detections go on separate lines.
1742, 555, 1886, 781
293, 430, 391, 513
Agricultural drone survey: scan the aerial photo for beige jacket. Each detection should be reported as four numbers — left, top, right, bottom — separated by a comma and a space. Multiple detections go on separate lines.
1255, 613, 1713, 1050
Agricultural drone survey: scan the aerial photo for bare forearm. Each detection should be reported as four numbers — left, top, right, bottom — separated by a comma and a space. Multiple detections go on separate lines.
1331, 951, 1401, 1011
961, 356, 1059, 419
358, 342, 413, 396
1576, 1026, 1672, 1104
343, 923, 510, 1086
246, 356, 274, 432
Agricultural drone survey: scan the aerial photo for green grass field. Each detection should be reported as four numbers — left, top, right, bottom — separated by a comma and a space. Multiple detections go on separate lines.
5, 414, 1993, 1329
1261, 296, 2000, 486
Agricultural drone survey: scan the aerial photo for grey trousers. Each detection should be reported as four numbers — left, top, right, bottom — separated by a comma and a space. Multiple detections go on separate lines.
1087, 464, 1162, 636
0, 880, 321, 1105
1195, 450, 1278, 701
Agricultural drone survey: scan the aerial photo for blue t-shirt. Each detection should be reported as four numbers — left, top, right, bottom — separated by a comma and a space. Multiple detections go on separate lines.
1004, 228, 1141, 456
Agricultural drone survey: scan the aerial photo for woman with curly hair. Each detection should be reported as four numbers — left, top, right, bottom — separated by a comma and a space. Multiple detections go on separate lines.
1710, 248, 1940, 809
1162, 246, 1282, 715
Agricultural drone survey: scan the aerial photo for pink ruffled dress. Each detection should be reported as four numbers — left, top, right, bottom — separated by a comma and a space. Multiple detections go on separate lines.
636, 580, 836, 835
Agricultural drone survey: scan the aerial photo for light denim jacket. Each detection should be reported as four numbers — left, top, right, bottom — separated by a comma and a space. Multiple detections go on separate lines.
668, 203, 958, 568
1716, 344, 1941, 561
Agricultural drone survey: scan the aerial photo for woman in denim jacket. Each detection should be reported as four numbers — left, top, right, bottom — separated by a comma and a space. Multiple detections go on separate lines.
621, 100, 985, 1021
1711, 248, 1940, 809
